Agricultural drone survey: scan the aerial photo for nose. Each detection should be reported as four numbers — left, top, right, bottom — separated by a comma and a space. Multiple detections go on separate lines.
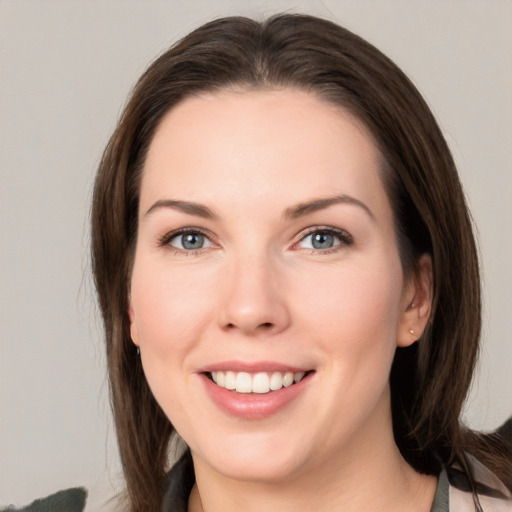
218, 252, 291, 336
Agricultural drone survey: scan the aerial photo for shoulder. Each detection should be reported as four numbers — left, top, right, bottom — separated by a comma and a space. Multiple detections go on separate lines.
433, 455, 512, 512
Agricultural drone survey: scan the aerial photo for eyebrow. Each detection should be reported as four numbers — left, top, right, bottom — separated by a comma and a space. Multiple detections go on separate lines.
145, 199, 217, 219
145, 194, 374, 222
284, 195, 375, 221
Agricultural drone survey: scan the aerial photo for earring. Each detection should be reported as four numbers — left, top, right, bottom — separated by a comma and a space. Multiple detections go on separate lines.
409, 329, 416, 335
136, 346, 140, 356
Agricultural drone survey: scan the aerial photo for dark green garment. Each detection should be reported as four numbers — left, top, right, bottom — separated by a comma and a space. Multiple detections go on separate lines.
431, 470, 450, 512
0, 488, 86, 512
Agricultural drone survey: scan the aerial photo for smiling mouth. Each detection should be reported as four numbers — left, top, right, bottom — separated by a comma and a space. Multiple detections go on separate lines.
207, 370, 312, 394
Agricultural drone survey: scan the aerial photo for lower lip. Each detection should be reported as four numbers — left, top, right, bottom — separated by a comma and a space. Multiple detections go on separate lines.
201, 373, 313, 420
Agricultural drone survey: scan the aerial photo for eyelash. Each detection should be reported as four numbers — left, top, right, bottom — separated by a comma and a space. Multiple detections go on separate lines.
293, 226, 353, 254
158, 227, 215, 255
158, 226, 353, 255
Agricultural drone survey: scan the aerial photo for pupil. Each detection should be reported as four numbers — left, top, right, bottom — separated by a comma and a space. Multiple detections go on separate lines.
182, 233, 203, 250
312, 232, 334, 249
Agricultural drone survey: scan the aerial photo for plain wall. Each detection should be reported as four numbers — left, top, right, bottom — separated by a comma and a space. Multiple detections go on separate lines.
1, 1, 511, 510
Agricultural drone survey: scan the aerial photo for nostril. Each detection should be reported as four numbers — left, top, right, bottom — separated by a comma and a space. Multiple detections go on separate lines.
223, 321, 275, 332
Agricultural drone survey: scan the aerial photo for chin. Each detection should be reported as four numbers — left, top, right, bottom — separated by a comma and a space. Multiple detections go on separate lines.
191, 430, 312, 484
210, 456, 305, 484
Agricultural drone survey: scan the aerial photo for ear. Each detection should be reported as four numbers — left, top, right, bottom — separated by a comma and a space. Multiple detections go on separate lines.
128, 298, 140, 347
397, 254, 433, 348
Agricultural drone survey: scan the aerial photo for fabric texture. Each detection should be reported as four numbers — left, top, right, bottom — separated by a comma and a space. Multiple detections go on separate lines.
431, 470, 451, 512
447, 455, 512, 512
0, 488, 87, 512
161, 450, 512, 512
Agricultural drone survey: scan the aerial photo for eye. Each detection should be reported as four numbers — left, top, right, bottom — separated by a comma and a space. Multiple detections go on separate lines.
296, 227, 352, 252
164, 230, 214, 251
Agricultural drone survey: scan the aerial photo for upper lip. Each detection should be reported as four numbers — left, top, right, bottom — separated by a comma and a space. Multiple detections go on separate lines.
197, 360, 312, 373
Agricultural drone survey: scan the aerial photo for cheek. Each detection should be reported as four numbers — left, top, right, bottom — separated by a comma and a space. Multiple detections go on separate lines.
293, 258, 403, 362
128, 260, 215, 422
129, 259, 215, 356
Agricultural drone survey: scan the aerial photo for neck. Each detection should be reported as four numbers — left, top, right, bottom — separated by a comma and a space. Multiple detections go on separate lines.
190, 454, 436, 512
188, 399, 437, 512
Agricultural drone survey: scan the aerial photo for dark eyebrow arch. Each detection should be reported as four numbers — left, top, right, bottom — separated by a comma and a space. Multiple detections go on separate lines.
145, 199, 217, 219
284, 195, 375, 221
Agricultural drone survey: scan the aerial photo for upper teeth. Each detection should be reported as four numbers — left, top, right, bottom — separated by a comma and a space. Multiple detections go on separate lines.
211, 371, 306, 394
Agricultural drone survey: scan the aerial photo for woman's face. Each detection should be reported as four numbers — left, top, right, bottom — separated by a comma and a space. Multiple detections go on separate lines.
129, 89, 423, 483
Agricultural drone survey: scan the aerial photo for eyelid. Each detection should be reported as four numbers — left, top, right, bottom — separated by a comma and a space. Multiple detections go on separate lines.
292, 225, 353, 251
158, 227, 218, 251
157, 225, 352, 253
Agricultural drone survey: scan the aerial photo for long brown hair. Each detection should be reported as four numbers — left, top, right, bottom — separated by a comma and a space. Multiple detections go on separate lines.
91, 14, 511, 511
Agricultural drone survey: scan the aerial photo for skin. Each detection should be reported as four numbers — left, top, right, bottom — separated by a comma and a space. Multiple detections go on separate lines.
128, 88, 435, 512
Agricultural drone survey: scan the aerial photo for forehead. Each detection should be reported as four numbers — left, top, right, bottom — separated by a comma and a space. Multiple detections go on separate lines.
140, 88, 389, 218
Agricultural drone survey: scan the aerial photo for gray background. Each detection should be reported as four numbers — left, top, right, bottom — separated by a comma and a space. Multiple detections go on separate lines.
1, 1, 511, 510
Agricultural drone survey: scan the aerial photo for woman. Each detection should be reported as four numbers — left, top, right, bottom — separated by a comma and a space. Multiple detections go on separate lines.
91, 14, 511, 512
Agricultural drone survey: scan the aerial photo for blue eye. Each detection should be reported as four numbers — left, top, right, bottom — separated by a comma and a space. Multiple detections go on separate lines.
310, 232, 337, 249
297, 228, 352, 251
167, 231, 213, 251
